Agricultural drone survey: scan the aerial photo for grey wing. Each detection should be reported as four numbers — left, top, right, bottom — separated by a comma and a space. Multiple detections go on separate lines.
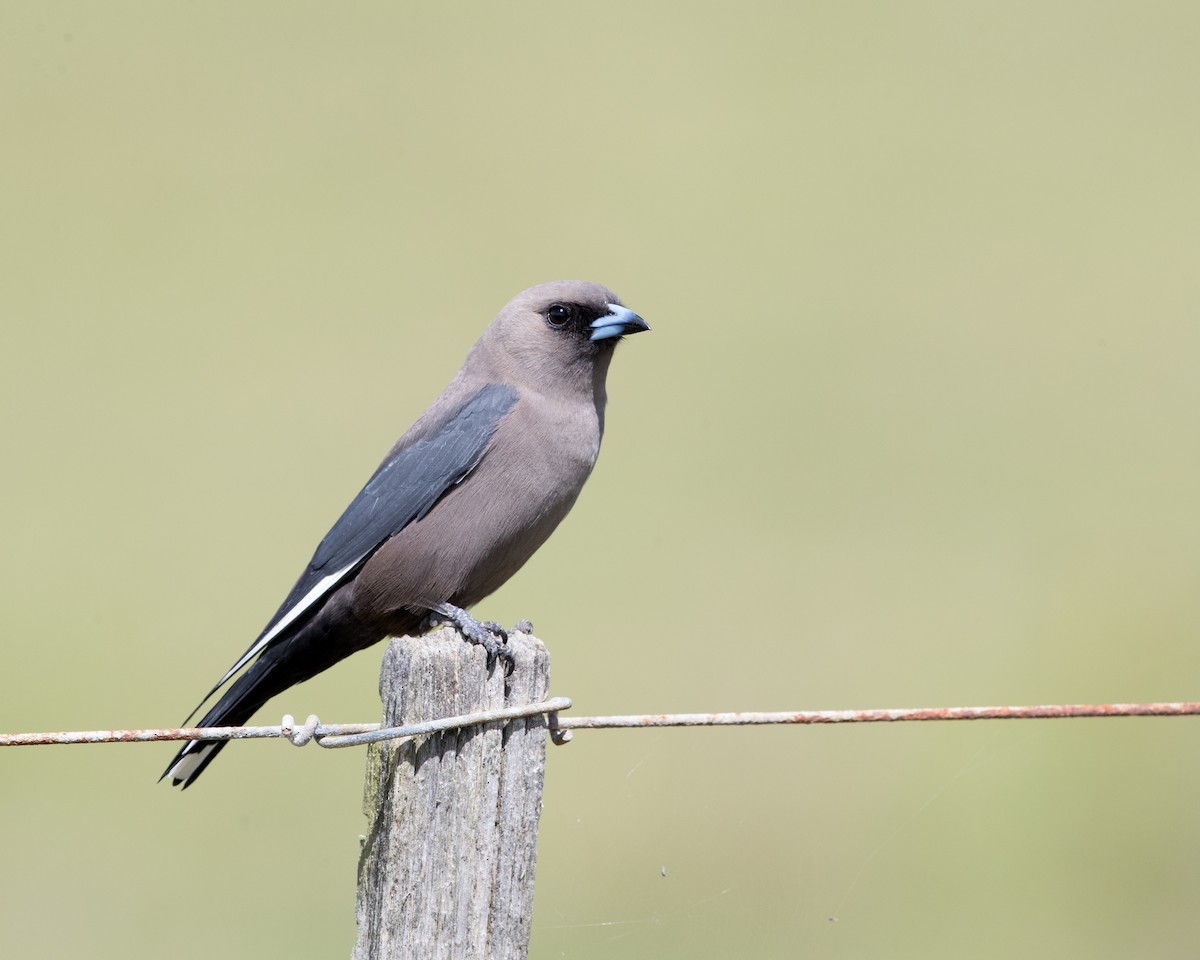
205, 383, 519, 695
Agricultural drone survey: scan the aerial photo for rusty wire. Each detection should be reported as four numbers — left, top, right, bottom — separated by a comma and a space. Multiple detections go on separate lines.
1, 699, 1198, 751
545, 700, 1200, 743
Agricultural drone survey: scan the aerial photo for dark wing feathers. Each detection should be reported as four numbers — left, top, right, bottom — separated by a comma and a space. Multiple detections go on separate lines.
263, 382, 518, 638
189, 383, 518, 714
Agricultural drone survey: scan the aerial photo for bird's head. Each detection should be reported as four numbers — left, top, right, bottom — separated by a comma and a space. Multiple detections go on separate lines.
480, 280, 650, 393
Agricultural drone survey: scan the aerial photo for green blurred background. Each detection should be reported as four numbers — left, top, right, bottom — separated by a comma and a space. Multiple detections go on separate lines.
3, 2, 1200, 957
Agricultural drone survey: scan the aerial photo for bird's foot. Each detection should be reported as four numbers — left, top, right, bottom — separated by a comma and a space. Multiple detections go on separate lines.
429, 603, 514, 674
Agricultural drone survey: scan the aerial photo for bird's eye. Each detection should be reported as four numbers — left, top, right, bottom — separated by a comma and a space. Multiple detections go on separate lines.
546, 303, 571, 326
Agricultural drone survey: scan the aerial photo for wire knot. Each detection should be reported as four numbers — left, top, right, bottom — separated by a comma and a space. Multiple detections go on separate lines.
548, 711, 573, 745
280, 714, 321, 747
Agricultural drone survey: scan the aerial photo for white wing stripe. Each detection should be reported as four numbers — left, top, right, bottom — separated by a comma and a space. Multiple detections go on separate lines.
213, 560, 358, 688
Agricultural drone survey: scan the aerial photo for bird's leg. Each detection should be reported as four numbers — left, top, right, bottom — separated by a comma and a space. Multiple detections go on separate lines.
427, 602, 514, 673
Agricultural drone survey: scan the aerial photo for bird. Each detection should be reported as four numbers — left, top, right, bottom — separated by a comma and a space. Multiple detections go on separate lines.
162, 280, 649, 788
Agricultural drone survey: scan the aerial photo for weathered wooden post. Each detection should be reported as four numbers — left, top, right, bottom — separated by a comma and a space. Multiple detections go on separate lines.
353, 627, 550, 960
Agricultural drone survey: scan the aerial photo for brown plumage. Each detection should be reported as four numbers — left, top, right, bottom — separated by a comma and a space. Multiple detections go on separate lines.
163, 280, 649, 787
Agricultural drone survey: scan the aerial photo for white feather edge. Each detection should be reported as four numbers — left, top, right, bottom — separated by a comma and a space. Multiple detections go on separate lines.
167, 560, 359, 784
166, 742, 216, 783
211, 560, 359, 692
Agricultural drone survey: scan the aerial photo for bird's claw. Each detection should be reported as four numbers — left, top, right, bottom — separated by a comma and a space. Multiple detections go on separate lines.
476, 631, 515, 675
480, 620, 509, 642
430, 603, 514, 674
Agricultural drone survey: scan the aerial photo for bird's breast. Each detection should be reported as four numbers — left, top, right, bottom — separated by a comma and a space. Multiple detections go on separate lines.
352, 391, 603, 619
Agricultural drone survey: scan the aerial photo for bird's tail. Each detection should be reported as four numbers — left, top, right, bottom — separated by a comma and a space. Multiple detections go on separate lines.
160, 653, 295, 789
161, 595, 388, 789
